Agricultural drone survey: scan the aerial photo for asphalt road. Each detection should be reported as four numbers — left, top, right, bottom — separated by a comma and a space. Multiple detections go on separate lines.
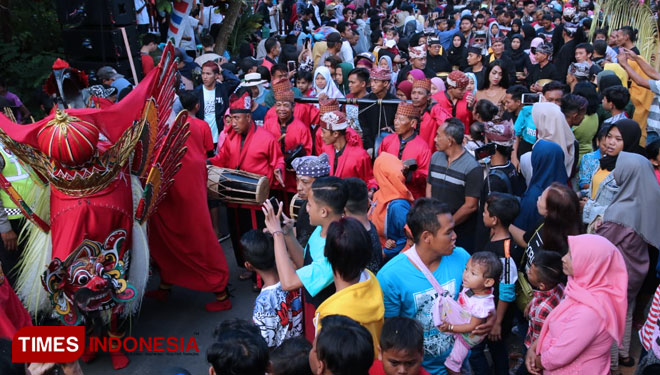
80, 238, 254, 375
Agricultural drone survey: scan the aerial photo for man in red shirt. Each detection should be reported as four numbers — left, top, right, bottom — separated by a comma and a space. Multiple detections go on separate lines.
412, 79, 450, 151
377, 102, 431, 199
139, 33, 158, 76
432, 71, 472, 135
146, 92, 231, 312
262, 79, 313, 194
318, 110, 373, 182
209, 91, 285, 274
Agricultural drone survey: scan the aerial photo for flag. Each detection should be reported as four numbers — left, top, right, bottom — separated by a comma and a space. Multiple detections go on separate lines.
168, 0, 194, 47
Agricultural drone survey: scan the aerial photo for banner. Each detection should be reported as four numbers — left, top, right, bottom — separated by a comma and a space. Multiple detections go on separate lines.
168, 0, 195, 47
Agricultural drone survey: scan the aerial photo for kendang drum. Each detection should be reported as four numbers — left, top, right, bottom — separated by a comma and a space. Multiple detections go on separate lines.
289, 193, 305, 220
207, 166, 270, 205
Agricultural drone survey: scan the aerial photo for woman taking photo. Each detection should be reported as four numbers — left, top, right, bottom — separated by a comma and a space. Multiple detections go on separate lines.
526, 234, 627, 375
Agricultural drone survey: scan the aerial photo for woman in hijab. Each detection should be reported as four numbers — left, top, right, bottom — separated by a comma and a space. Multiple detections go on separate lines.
582, 120, 642, 227
334, 62, 353, 96
527, 37, 544, 65
512, 140, 568, 232
379, 56, 398, 94
430, 77, 445, 96
446, 33, 468, 71
396, 80, 413, 100
508, 19, 523, 42
521, 23, 538, 50
507, 34, 528, 77
312, 66, 344, 99
368, 152, 413, 262
595, 152, 660, 371
519, 102, 576, 180
406, 69, 426, 82
487, 21, 504, 47
526, 234, 627, 375
465, 72, 478, 109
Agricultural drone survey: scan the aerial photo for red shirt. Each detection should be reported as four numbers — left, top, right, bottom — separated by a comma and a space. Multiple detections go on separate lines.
377, 133, 432, 199
320, 133, 373, 183
432, 91, 472, 135
418, 105, 450, 152
148, 116, 229, 292
369, 359, 431, 375
262, 116, 313, 192
209, 123, 285, 189
141, 53, 155, 75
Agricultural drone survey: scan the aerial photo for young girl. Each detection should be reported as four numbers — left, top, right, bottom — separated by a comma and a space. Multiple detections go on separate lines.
438, 251, 500, 374
312, 66, 344, 99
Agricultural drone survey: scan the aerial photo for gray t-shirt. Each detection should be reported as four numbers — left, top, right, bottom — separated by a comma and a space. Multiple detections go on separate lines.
428, 150, 483, 252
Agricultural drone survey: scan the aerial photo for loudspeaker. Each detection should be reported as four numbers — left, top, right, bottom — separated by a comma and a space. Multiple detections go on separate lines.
55, 0, 136, 28
69, 57, 144, 84
62, 25, 139, 60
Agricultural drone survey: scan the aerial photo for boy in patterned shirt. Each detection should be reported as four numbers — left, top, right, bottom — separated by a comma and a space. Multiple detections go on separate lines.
524, 250, 565, 347
243, 230, 303, 348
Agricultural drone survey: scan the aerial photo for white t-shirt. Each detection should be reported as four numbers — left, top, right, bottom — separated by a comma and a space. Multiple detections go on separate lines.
202, 6, 224, 30
134, 0, 149, 25
180, 15, 199, 51
339, 40, 354, 64
203, 86, 219, 143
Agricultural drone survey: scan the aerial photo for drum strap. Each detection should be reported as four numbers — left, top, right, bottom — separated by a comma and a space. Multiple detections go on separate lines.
237, 124, 258, 170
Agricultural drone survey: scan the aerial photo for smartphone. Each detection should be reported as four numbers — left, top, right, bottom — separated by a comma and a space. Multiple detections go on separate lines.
287, 60, 296, 72
268, 196, 280, 208
475, 143, 496, 160
522, 93, 541, 105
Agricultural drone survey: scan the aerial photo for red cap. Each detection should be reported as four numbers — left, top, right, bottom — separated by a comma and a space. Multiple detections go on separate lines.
229, 91, 252, 114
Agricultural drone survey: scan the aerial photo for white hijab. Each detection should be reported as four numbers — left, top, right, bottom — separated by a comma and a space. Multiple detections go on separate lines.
312, 66, 344, 99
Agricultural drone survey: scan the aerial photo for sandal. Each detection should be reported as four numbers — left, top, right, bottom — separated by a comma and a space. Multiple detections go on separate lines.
239, 270, 254, 281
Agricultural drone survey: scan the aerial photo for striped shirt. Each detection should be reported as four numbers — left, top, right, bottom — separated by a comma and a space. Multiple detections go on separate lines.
640, 284, 660, 351
647, 80, 660, 135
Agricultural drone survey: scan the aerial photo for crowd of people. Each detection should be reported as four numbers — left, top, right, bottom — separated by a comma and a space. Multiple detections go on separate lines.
3, 0, 660, 374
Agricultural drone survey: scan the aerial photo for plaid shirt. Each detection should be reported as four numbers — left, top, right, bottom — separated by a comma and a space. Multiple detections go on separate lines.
525, 284, 565, 348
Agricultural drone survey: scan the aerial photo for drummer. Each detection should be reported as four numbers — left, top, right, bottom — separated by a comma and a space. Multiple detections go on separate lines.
318, 110, 374, 184
263, 78, 313, 199
290, 153, 330, 248
376, 102, 432, 199
209, 91, 285, 278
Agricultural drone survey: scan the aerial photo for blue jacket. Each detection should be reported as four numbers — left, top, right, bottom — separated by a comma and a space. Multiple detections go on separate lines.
194, 70, 240, 135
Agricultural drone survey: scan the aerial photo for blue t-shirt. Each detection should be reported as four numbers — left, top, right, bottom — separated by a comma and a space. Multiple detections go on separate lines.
296, 226, 333, 298
514, 105, 537, 145
377, 246, 470, 375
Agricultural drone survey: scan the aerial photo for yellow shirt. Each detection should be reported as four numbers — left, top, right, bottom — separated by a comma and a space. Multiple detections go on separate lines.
591, 168, 611, 199
315, 270, 384, 356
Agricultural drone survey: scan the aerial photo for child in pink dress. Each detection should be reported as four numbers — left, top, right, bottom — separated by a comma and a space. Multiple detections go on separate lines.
437, 251, 500, 374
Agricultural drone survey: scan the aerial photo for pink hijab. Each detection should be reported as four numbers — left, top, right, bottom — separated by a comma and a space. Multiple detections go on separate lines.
408, 69, 426, 81
430, 77, 446, 92
537, 234, 628, 353
528, 37, 544, 65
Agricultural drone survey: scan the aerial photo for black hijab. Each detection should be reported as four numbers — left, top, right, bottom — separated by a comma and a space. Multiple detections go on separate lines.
447, 33, 467, 68
521, 23, 537, 49
508, 34, 527, 72
600, 119, 644, 171
509, 19, 523, 40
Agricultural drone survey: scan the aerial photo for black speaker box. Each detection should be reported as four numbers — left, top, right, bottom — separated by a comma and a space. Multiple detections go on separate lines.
69, 57, 144, 84
62, 25, 139, 60
55, 0, 137, 28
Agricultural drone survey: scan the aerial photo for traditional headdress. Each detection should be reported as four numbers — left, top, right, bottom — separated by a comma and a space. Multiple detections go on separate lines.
228, 91, 252, 114
447, 71, 469, 89
291, 153, 331, 177
319, 111, 348, 131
